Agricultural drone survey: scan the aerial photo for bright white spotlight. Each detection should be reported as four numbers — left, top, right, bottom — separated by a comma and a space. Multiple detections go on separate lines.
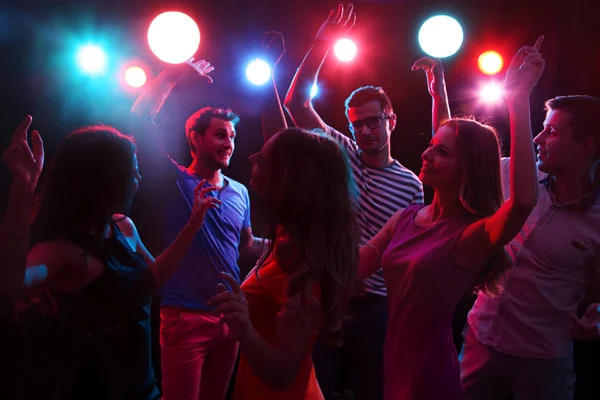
76, 45, 107, 74
480, 82, 503, 103
246, 59, 271, 85
310, 83, 318, 99
334, 38, 357, 62
418, 15, 464, 58
148, 11, 201, 64
124, 66, 148, 88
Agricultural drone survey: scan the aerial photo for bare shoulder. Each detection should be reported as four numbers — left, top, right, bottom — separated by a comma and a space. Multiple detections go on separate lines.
113, 214, 137, 237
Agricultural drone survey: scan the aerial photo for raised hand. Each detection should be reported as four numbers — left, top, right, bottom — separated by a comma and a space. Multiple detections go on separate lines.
411, 56, 446, 99
166, 58, 215, 83
314, 3, 356, 45
2, 115, 44, 194
262, 31, 286, 67
189, 180, 222, 229
207, 271, 252, 341
569, 303, 600, 340
504, 36, 545, 100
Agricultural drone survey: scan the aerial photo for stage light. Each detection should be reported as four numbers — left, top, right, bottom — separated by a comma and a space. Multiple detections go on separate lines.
148, 11, 200, 64
246, 59, 271, 85
480, 82, 503, 103
124, 66, 147, 88
310, 83, 318, 99
76, 45, 106, 75
478, 51, 503, 75
418, 15, 463, 58
334, 38, 357, 62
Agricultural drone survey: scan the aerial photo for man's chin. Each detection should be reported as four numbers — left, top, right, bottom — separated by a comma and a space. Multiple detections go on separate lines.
536, 160, 551, 173
359, 144, 385, 155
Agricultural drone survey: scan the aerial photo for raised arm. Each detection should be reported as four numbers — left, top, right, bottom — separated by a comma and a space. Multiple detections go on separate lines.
456, 37, 544, 269
412, 57, 451, 135
0, 116, 44, 297
129, 59, 214, 156
284, 4, 356, 130
261, 31, 289, 142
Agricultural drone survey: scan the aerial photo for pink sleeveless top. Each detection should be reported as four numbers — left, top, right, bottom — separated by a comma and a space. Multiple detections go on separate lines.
381, 205, 479, 400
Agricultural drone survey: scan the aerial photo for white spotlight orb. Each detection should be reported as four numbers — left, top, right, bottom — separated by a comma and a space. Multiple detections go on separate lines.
418, 15, 464, 58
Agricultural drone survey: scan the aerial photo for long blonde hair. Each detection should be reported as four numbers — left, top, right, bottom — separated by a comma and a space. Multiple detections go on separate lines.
443, 119, 509, 294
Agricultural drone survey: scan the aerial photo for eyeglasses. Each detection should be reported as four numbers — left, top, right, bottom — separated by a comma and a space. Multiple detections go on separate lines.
349, 115, 394, 133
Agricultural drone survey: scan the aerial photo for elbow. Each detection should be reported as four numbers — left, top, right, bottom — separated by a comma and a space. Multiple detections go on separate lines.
283, 92, 310, 115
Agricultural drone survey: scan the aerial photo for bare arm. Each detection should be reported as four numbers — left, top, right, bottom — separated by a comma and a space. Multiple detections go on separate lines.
130, 59, 215, 156
208, 272, 319, 390
455, 38, 544, 269
358, 209, 404, 279
284, 4, 356, 131
411, 57, 451, 135
1, 185, 35, 295
121, 182, 222, 287
261, 32, 289, 141
0, 116, 44, 297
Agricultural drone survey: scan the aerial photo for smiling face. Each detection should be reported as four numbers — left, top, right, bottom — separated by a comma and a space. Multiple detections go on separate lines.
533, 109, 585, 175
191, 117, 236, 170
419, 124, 460, 190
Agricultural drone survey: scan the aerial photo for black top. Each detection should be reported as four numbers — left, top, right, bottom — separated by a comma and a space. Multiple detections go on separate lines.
14, 221, 160, 400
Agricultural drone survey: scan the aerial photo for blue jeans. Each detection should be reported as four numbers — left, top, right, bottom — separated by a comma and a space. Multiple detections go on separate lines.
312, 292, 388, 400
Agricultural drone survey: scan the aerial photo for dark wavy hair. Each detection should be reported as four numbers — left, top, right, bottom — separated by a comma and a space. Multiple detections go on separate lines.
30, 125, 137, 253
185, 107, 240, 158
257, 128, 359, 346
441, 118, 509, 295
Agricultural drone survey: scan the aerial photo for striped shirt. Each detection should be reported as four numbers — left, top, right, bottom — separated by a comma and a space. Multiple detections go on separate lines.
324, 125, 424, 296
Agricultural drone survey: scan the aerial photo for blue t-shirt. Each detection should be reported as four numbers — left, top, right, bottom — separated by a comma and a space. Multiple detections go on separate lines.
159, 158, 251, 311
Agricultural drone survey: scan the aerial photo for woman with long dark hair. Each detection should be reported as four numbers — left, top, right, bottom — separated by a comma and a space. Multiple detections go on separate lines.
19, 125, 220, 399
208, 127, 359, 399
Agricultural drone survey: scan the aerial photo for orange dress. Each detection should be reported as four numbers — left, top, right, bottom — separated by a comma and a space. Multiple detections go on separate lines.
233, 255, 324, 400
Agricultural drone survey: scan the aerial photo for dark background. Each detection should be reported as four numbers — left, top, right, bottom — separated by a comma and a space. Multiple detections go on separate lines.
1, 0, 599, 397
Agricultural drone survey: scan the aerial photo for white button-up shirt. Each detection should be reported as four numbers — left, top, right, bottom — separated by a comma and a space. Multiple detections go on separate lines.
468, 158, 600, 358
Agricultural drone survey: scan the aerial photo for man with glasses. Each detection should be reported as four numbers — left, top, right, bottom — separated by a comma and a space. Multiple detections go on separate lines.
284, 5, 423, 399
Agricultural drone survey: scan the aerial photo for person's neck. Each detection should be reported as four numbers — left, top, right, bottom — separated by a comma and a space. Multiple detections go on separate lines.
427, 189, 469, 223
360, 147, 393, 169
187, 159, 223, 186
551, 164, 598, 204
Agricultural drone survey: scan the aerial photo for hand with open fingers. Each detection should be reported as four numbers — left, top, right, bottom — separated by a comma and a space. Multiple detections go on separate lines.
2, 115, 44, 194
189, 180, 222, 229
411, 56, 446, 99
569, 303, 600, 340
262, 31, 286, 67
314, 3, 357, 45
207, 271, 252, 341
186, 58, 215, 83
504, 36, 545, 100
167, 58, 215, 83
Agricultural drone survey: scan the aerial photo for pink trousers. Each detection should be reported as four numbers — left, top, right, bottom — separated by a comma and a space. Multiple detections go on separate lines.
160, 306, 239, 400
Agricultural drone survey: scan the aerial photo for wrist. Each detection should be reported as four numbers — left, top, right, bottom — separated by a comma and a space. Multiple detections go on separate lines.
312, 38, 332, 51
505, 92, 531, 106
11, 181, 36, 199
238, 323, 257, 345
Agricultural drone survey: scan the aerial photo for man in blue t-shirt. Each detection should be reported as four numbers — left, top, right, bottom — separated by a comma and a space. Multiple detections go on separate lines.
131, 60, 261, 400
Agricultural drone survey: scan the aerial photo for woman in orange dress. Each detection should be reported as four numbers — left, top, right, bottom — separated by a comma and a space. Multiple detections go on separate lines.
208, 127, 359, 400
